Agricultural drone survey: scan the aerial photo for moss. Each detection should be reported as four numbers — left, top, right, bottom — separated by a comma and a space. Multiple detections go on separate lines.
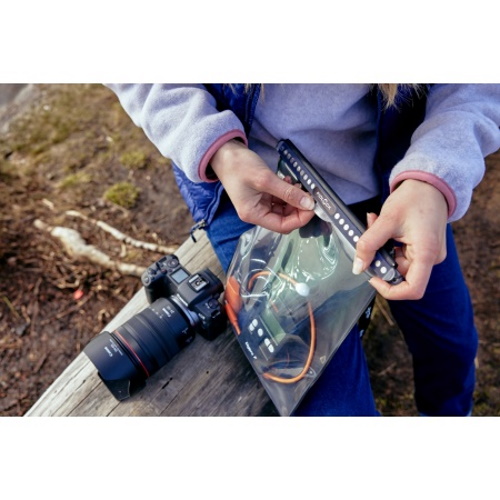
104, 181, 140, 209
6, 87, 95, 155
120, 150, 149, 170
58, 171, 92, 190
0, 85, 176, 200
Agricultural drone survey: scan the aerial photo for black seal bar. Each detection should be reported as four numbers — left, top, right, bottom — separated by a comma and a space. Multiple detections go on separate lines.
277, 139, 403, 285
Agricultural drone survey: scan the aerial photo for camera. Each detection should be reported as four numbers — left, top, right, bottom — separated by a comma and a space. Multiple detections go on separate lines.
84, 254, 226, 401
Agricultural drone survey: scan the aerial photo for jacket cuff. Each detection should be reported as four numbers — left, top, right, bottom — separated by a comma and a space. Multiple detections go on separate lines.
198, 130, 248, 182
390, 170, 457, 219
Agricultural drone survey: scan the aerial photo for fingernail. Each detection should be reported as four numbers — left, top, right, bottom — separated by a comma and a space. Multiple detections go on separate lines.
300, 196, 315, 210
352, 257, 364, 275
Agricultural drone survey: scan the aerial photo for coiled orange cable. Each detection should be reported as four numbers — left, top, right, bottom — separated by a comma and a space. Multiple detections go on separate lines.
226, 271, 316, 384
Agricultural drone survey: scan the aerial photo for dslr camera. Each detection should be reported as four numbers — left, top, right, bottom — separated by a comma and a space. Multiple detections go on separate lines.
84, 254, 226, 401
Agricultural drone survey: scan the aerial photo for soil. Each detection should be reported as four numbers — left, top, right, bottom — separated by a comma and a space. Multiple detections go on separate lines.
1, 84, 499, 417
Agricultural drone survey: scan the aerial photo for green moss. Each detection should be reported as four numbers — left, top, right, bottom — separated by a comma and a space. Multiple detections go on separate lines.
0, 84, 171, 212
120, 150, 149, 170
6, 87, 95, 155
58, 171, 92, 190
104, 182, 140, 209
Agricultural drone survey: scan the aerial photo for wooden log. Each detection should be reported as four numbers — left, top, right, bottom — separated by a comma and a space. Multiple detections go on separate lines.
26, 232, 277, 417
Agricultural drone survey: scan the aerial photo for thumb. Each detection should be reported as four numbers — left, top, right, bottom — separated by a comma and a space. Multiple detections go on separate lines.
267, 174, 315, 211
366, 212, 378, 228
352, 214, 394, 275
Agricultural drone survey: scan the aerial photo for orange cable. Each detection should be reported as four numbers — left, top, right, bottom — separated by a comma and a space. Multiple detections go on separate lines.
262, 301, 316, 384
241, 270, 316, 384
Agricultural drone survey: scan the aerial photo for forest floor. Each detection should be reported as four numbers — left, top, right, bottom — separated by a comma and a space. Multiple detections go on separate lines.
1, 84, 499, 417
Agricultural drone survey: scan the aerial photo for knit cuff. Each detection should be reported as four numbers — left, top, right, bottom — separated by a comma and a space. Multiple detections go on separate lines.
390, 170, 457, 219
198, 130, 248, 182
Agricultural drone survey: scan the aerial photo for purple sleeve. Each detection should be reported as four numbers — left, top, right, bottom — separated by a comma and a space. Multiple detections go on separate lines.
105, 84, 247, 182
389, 84, 500, 221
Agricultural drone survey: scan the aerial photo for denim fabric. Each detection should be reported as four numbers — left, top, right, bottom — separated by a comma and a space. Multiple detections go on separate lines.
388, 224, 478, 416
206, 196, 477, 416
294, 323, 379, 416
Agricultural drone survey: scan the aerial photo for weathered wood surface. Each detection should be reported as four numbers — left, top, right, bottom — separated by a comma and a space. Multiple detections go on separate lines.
26, 232, 277, 417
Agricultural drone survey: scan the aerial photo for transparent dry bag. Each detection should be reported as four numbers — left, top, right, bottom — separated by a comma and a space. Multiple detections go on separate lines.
224, 216, 376, 416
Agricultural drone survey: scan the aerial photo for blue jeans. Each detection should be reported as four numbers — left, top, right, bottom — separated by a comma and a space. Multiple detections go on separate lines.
207, 195, 478, 416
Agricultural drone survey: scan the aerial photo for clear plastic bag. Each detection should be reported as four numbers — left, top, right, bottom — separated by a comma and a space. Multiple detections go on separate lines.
224, 216, 376, 416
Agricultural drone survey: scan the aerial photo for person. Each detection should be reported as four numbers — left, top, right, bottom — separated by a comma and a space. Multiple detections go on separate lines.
106, 83, 500, 416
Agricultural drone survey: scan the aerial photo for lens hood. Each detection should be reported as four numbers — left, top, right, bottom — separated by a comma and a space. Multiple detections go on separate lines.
84, 331, 146, 401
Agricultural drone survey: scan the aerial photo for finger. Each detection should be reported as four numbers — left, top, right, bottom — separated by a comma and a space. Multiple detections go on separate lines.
366, 212, 378, 228
264, 174, 315, 211
353, 216, 396, 275
394, 247, 411, 276
369, 257, 433, 300
260, 208, 315, 233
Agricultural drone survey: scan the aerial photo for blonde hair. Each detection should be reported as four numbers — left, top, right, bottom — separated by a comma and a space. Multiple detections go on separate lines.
377, 84, 423, 108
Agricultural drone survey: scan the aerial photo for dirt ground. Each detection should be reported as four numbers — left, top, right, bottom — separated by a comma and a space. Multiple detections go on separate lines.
1, 84, 499, 417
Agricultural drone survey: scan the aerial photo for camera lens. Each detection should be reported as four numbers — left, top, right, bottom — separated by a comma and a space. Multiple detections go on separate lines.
84, 297, 196, 400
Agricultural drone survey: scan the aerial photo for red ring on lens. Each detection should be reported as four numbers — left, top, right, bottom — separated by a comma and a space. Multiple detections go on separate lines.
113, 330, 150, 377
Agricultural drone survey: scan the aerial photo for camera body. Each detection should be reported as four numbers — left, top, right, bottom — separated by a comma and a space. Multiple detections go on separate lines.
141, 254, 225, 340
84, 254, 226, 401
